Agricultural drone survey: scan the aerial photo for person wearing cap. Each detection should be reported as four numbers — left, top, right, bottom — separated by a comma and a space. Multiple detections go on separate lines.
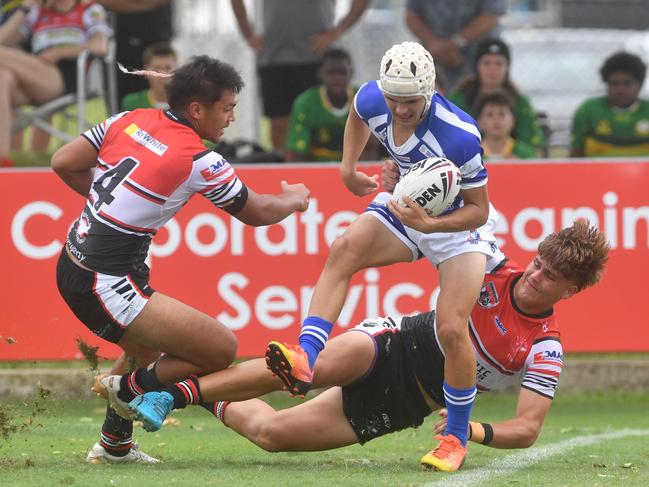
571, 51, 649, 157
263, 41, 504, 472
448, 38, 545, 151
405, 0, 506, 91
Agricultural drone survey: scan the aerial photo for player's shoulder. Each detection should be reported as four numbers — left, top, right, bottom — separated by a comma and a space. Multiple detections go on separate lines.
433, 92, 478, 127
354, 80, 388, 118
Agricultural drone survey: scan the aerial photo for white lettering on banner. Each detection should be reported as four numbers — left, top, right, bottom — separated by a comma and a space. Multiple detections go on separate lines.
185, 213, 228, 257
255, 286, 298, 329
11, 192, 649, 260
215, 269, 434, 330
217, 273, 250, 330
624, 206, 649, 249
255, 214, 297, 256
511, 208, 554, 251
11, 202, 62, 259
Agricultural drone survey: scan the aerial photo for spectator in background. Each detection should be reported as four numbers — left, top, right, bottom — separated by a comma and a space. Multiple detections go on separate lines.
571, 51, 649, 158
94, 0, 173, 105
230, 0, 369, 154
476, 91, 537, 160
405, 0, 506, 91
121, 42, 177, 111
286, 48, 360, 162
447, 39, 545, 151
0, 0, 111, 167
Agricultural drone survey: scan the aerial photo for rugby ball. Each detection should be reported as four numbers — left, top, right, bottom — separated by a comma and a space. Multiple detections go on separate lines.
393, 157, 462, 217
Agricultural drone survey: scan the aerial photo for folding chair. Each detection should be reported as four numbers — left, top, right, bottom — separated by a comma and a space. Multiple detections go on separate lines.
11, 39, 118, 142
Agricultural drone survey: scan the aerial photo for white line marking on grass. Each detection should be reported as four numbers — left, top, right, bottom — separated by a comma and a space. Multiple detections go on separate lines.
423, 429, 649, 487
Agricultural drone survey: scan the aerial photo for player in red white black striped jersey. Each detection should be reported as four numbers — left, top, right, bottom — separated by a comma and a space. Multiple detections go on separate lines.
128, 221, 609, 465
52, 55, 310, 464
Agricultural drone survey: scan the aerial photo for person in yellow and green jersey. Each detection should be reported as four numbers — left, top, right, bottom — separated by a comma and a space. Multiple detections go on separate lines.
571, 51, 649, 158
121, 42, 177, 111
447, 39, 545, 152
476, 91, 537, 160
285, 48, 359, 162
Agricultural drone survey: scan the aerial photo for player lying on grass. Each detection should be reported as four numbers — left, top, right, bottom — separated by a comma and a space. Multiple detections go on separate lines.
117, 221, 607, 470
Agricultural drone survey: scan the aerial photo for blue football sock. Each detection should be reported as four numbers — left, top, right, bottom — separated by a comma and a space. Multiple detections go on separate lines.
443, 381, 477, 446
299, 316, 333, 369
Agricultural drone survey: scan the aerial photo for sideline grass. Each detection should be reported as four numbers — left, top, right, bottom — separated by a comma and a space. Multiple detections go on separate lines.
1, 391, 647, 486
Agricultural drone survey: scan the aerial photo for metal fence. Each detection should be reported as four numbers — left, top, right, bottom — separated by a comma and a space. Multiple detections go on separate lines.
173, 0, 649, 151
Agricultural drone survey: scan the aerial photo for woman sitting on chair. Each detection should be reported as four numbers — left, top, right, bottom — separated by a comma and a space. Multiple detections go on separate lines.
0, 0, 111, 167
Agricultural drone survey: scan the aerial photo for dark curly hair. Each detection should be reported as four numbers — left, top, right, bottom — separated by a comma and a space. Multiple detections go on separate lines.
600, 51, 647, 85
166, 55, 244, 112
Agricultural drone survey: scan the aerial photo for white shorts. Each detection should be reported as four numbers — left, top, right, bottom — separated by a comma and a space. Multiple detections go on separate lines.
365, 191, 505, 270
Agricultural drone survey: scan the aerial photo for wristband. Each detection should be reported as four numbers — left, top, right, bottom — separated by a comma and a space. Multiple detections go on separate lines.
481, 422, 494, 445
468, 421, 485, 443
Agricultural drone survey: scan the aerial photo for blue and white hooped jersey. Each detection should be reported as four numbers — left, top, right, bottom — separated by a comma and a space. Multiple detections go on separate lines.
354, 80, 487, 213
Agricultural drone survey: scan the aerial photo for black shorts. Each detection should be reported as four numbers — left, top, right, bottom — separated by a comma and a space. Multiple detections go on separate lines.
341, 328, 437, 445
57, 59, 78, 95
56, 249, 155, 343
257, 63, 320, 117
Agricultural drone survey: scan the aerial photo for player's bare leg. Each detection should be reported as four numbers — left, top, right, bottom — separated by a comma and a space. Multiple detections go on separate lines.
94, 292, 237, 418
88, 348, 161, 464
128, 330, 378, 431
266, 214, 412, 396
223, 388, 358, 451
421, 252, 486, 472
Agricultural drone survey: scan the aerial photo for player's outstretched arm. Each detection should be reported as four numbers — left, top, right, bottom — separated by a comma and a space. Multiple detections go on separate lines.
233, 180, 310, 226
51, 136, 98, 197
433, 388, 552, 449
340, 109, 379, 196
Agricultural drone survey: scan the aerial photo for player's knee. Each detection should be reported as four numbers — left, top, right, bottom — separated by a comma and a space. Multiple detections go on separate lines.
255, 421, 286, 452
327, 234, 366, 271
436, 319, 468, 352
196, 325, 237, 372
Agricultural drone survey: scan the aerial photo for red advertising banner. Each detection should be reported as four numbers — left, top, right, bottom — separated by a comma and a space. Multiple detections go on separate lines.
1, 160, 647, 360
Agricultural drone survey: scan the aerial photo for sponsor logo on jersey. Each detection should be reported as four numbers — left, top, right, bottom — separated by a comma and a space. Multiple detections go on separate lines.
494, 315, 507, 335
200, 160, 227, 181
418, 144, 434, 159
124, 123, 168, 156
533, 350, 563, 363
75, 212, 91, 243
477, 281, 499, 308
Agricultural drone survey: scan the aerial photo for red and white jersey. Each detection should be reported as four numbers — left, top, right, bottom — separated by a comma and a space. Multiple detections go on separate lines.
468, 261, 563, 399
23, 2, 112, 54
67, 109, 246, 275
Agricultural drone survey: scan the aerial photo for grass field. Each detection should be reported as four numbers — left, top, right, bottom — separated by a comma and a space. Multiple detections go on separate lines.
1, 391, 647, 486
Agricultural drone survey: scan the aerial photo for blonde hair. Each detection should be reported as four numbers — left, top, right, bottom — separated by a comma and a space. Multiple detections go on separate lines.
538, 220, 610, 291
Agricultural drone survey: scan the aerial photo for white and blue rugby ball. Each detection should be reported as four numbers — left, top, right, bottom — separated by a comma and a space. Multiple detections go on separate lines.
393, 157, 462, 217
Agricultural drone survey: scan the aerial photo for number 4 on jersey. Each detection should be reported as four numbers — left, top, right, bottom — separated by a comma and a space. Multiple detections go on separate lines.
92, 158, 138, 211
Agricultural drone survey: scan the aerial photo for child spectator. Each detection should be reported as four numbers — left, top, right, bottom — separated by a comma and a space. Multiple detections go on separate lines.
476, 91, 537, 160
285, 48, 356, 162
121, 42, 177, 111
447, 38, 545, 151
571, 51, 649, 157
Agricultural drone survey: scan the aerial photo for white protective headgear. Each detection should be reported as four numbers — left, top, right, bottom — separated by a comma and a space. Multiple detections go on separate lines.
379, 42, 436, 113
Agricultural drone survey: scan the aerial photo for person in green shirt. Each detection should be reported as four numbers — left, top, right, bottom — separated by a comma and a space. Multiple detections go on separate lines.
447, 39, 545, 151
571, 51, 649, 158
121, 42, 177, 111
285, 48, 357, 162
476, 91, 537, 160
